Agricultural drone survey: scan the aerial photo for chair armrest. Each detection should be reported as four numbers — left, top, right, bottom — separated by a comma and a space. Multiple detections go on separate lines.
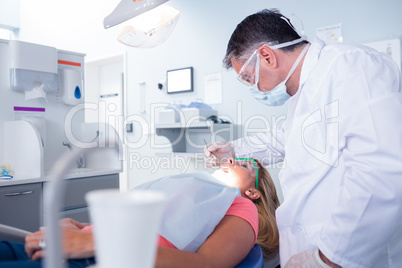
236, 244, 264, 268
0, 224, 32, 243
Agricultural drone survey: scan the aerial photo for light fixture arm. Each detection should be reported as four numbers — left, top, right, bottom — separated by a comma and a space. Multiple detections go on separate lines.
104, 0, 169, 29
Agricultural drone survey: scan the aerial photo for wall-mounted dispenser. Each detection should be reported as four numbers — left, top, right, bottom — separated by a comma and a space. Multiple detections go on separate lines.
59, 68, 84, 105
9, 40, 58, 92
57, 50, 85, 106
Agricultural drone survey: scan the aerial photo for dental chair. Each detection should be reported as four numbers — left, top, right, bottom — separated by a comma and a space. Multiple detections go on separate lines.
0, 224, 267, 267
235, 244, 264, 268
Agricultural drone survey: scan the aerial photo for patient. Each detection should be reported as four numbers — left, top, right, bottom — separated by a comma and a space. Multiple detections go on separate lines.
0, 158, 280, 268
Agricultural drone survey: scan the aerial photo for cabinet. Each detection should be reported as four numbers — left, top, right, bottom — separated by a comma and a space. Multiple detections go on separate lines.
0, 183, 42, 232
57, 174, 119, 223
0, 174, 119, 232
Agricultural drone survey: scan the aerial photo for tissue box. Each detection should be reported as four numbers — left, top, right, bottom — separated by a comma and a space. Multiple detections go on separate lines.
157, 109, 179, 124
9, 40, 58, 92
181, 108, 216, 123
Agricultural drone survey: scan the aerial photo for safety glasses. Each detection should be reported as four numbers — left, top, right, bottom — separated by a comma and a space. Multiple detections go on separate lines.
234, 158, 259, 190
237, 37, 306, 86
237, 49, 260, 86
237, 41, 279, 87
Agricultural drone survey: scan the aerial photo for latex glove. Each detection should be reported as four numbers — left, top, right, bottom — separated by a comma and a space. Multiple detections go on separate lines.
59, 218, 90, 229
25, 219, 95, 261
25, 228, 46, 260
204, 141, 235, 167
284, 249, 331, 268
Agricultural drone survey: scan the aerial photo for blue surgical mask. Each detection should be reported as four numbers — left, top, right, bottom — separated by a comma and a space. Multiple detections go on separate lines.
250, 63, 291, 106
250, 43, 310, 106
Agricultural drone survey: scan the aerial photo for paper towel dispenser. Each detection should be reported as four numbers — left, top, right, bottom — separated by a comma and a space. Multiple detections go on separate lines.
9, 40, 58, 92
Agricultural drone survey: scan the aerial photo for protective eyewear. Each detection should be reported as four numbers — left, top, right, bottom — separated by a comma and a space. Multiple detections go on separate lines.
234, 158, 259, 190
237, 37, 306, 86
237, 48, 260, 86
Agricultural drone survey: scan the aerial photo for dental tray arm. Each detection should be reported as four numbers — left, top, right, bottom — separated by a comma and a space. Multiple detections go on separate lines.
44, 133, 121, 268
0, 224, 31, 243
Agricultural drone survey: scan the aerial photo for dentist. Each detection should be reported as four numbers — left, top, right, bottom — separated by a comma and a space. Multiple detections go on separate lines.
205, 9, 402, 268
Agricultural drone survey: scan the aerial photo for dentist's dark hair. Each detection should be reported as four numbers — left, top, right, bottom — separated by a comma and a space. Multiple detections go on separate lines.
223, 9, 308, 69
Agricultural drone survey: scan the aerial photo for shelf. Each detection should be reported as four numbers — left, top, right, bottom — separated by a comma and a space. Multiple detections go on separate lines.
155, 121, 213, 129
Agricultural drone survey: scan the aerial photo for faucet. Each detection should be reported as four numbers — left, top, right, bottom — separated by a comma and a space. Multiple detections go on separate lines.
62, 131, 99, 169
77, 154, 86, 169
62, 141, 72, 150
62, 141, 86, 168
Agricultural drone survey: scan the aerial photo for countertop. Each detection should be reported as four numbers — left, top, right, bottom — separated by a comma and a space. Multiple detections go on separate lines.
0, 168, 121, 186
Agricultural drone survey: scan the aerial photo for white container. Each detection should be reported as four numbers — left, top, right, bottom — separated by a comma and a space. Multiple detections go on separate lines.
181, 108, 216, 123
157, 109, 179, 124
9, 40, 58, 92
86, 189, 166, 268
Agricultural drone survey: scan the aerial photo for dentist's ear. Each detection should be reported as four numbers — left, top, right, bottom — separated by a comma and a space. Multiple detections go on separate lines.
259, 46, 277, 68
245, 189, 261, 201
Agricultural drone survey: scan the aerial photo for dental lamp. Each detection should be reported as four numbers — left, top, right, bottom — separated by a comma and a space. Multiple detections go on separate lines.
104, 0, 180, 48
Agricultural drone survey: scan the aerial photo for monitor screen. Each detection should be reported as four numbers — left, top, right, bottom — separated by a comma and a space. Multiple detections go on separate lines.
166, 67, 193, 94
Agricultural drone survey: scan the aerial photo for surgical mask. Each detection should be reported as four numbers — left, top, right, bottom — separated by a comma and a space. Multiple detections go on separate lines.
237, 37, 309, 106
250, 43, 310, 106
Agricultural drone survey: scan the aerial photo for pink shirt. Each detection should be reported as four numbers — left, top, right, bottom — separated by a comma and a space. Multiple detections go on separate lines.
158, 196, 259, 249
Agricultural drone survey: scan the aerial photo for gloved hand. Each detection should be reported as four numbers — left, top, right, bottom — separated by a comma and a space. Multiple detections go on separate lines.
284, 249, 332, 268
204, 141, 235, 167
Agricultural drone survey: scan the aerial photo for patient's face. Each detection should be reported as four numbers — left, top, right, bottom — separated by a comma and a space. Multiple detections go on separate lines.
218, 157, 257, 196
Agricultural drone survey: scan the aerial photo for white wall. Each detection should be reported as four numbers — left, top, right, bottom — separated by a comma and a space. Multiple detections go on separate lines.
10, 0, 402, 199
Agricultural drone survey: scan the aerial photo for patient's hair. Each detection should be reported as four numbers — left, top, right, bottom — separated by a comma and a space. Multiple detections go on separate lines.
253, 159, 280, 258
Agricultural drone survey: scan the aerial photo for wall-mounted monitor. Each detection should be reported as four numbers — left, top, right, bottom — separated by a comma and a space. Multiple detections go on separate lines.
166, 67, 193, 94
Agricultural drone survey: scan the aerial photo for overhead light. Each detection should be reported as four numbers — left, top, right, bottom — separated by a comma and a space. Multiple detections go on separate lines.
104, 0, 180, 48
117, 4, 180, 48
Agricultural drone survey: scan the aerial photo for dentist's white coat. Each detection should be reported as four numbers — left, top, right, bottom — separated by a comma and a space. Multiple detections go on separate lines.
233, 38, 402, 268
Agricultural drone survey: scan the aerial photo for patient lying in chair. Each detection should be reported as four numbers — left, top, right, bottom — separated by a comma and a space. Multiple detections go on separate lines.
0, 158, 280, 268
